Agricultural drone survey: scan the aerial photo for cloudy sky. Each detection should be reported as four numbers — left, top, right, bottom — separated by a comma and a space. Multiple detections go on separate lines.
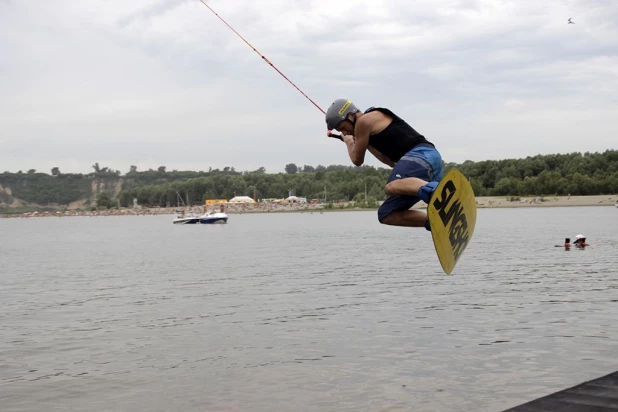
1, 0, 617, 174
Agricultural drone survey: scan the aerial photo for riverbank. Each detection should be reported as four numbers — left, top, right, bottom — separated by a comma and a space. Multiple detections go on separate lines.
0, 195, 616, 219
473, 194, 617, 208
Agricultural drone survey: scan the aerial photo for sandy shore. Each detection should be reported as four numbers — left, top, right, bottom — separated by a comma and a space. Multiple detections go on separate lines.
1, 195, 617, 219
472, 195, 618, 209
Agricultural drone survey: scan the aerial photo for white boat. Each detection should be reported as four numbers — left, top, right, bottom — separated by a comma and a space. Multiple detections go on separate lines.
199, 211, 228, 224
199, 204, 229, 224
172, 192, 200, 224
173, 212, 200, 225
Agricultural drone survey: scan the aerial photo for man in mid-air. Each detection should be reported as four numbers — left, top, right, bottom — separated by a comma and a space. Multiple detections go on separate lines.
326, 99, 443, 231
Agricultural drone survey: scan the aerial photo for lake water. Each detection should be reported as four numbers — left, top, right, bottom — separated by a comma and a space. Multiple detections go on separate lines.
1, 207, 617, 412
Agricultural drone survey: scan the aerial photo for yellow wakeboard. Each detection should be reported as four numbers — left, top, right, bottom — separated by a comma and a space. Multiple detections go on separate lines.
427, 168, 477, 275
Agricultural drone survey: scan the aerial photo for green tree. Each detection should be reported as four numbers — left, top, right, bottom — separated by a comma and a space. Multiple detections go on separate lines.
96, 191, 114, 209
492, 177, 522, 196
469, 179, 486, 196
368, 183, 384, 200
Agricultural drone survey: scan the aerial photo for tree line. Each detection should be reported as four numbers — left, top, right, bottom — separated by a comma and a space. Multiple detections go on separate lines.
1, 150, 617, 209
452, 150, 618, 196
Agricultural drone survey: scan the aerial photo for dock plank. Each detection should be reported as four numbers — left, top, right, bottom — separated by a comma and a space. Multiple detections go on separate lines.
504, 371, 618, 412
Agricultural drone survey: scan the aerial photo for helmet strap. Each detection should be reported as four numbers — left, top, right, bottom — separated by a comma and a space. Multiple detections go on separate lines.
346, 112, 357, 128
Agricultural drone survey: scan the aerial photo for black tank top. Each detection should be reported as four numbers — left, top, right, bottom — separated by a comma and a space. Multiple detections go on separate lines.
365, 107, 434, 162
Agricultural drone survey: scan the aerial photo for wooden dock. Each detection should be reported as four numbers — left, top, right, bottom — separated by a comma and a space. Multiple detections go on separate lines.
503, 371, 618, 411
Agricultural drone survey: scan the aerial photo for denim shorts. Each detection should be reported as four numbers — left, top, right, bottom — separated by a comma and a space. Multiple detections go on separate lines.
377, 144, 444, 222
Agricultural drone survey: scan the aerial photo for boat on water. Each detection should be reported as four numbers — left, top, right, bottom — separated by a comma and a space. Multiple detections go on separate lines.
199, 211, 228, 224
199, 204, 229, 224
173, 211, 200, 225
173, 194, 230, 225
172, 192, 200, 224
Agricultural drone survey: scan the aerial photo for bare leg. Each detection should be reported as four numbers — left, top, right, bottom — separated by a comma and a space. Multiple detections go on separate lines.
380, 209, 428, 227
385, 177, 428, 196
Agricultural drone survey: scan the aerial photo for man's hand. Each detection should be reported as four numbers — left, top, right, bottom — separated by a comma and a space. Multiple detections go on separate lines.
342, 134, 355, 144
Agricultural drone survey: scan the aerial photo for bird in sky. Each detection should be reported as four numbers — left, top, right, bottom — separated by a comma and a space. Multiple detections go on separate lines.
568, 18, 575, 24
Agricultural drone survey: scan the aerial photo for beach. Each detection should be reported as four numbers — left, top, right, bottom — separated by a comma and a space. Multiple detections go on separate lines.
471, 194, 618, 209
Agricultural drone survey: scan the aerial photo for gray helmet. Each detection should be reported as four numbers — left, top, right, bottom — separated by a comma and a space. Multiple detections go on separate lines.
325, 99, 359, 130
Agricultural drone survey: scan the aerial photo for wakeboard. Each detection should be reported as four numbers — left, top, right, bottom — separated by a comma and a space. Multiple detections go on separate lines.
426, 168, 477, 275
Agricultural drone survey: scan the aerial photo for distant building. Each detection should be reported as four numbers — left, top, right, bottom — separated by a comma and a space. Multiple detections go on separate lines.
228, 196, 256, 203
285, 196, 307, 204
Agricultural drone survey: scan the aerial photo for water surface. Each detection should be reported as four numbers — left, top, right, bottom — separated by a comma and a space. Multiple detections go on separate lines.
1, 207, 617, 411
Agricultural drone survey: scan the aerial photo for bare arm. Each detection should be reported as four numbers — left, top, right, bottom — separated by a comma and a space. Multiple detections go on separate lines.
368, 145, 395, 168
342, 116, 372, 166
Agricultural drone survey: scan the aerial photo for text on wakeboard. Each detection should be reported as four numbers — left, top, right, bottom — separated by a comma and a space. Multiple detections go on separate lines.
432, 180, 470, 261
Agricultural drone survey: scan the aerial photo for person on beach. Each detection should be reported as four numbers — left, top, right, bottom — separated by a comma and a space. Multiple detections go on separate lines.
325, 99, 443, 231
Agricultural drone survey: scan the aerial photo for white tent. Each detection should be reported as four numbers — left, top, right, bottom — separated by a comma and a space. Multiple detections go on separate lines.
285, 196, 307, 203
228, 196, 256, 203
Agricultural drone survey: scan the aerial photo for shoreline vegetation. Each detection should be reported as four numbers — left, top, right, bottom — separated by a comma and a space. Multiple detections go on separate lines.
1, 195, 616, 219
2, 150, 617, 218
